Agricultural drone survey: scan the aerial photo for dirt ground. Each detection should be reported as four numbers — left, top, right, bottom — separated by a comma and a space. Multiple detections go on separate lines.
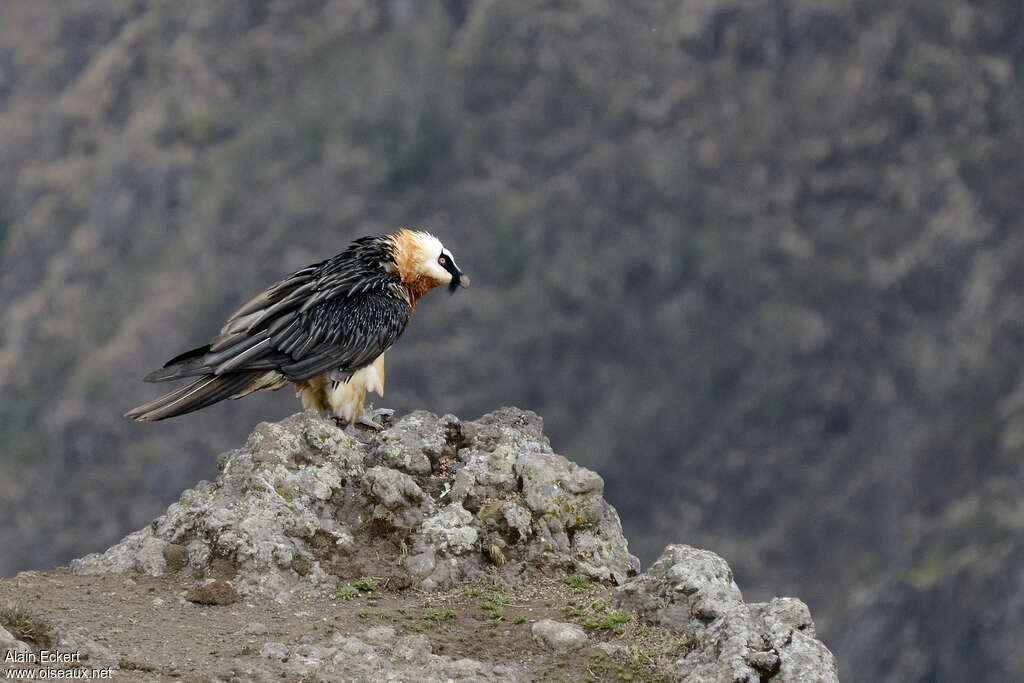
0, 569, 688, 682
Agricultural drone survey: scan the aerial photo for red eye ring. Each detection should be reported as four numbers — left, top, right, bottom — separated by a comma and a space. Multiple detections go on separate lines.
438, 256, 447, 265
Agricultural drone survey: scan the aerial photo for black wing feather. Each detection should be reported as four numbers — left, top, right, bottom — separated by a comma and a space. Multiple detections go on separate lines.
276, 294, 409, 381
137, 235, 411, 387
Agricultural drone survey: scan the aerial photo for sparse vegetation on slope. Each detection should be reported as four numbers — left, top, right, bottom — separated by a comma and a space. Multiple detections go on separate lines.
2, 1, 1023, 680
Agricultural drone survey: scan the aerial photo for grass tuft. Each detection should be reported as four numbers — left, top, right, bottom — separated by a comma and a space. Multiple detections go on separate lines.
564, 574, 591, 592
0, 605, 53, 648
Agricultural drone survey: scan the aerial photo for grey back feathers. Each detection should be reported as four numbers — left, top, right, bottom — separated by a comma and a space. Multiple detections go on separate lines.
126, 236, 413, 421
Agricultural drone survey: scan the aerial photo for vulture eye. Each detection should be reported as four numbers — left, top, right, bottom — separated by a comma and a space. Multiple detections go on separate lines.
438, 255, 448, 266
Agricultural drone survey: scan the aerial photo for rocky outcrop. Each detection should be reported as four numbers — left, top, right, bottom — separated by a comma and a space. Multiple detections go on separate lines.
71, 408, 640, 598
615, 545, 839, 682
67, 408, 838, 681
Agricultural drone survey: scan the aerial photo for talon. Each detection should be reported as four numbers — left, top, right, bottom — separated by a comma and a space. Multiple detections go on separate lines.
357, 415, 384, 430
355, 404, 394, 430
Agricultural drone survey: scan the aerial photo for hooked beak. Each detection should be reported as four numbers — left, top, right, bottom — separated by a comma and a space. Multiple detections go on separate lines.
448, 271, 470, 293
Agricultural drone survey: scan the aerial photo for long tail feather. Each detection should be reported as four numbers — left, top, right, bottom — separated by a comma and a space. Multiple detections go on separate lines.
144, 345, 211, 382
125, 372, 261, 421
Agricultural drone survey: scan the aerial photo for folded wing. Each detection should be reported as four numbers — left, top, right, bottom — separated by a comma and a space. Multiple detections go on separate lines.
126, 244, 412, 421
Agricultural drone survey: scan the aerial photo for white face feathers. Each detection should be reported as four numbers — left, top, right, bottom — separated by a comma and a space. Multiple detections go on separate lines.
399, 230, 468, 291
413, 233, 454, 284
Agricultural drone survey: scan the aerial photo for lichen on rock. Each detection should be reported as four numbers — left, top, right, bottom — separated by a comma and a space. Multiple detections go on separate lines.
61, 407, 841, 681
71, 407, 640, 600
614, 544, 839, 682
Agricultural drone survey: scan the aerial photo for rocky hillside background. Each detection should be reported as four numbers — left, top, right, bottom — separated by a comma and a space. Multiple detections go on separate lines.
1, 1, 1023, 681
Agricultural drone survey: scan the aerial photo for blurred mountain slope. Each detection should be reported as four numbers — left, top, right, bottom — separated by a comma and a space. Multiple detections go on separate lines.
2, 1, 1024, 680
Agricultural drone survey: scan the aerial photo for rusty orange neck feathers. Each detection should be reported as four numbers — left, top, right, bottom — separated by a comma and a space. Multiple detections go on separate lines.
391, 228, 444, 308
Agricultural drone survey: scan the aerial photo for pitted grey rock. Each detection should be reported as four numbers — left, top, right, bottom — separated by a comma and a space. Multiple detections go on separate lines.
71, 408, 640, 599
615, 544, 839, 683
531, 619, 588, 651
